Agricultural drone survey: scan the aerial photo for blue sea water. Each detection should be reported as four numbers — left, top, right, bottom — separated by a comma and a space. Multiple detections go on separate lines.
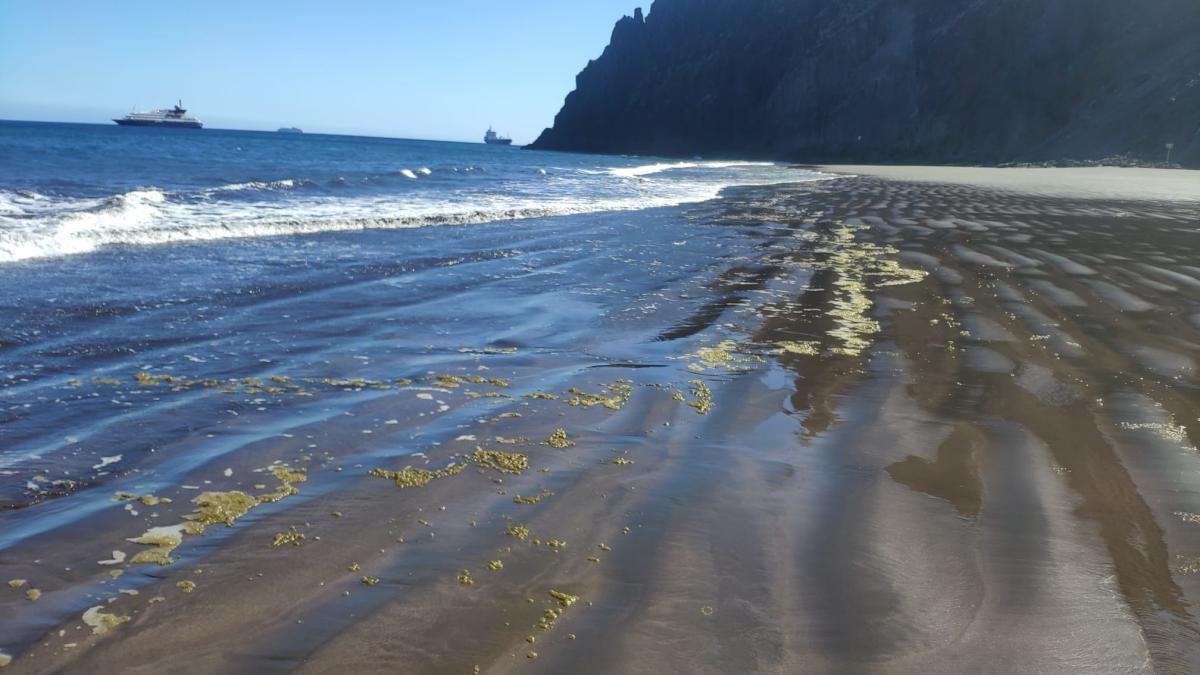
0, 121, 813, 262
0, 119, 846, 656
0, 119, 833, 507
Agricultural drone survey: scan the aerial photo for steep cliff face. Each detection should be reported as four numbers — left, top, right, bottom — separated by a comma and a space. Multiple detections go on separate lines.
530, 0, 1200, 166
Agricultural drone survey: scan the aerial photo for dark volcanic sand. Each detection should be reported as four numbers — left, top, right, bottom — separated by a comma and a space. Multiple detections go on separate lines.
3, 172, 1200, 673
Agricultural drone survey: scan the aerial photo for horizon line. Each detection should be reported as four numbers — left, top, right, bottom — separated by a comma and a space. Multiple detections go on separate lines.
0, 118, 540, 147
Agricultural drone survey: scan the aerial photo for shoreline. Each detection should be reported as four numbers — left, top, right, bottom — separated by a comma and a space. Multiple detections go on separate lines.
3, 170, 1200, 671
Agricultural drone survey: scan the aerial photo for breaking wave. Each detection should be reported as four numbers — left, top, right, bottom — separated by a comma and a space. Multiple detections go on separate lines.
0, 189, 49, 216
0, 158, 831, 263
0, 189, 165, 260
208, 179, 310, 194
608, 161, 775, 178
0, 193, 713, 263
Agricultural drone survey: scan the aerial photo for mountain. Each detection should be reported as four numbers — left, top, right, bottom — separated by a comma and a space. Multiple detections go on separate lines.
529, 0, 1200, 167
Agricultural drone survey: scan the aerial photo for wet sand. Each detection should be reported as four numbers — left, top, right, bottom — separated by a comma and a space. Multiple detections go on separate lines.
4, 168, 1200, 672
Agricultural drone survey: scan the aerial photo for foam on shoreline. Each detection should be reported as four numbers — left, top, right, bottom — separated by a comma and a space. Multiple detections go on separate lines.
0, 167, 834, 264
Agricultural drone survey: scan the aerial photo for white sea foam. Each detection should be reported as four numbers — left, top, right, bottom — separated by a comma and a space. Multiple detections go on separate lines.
0, 189, 167, 260
416, 167, 432, 176
0, 189, 49, 216
608, 160, 775, 178
0, 196, 22, 215
399, 169, 418, 179
0, 166, 834, 263
209, 179, 304, 193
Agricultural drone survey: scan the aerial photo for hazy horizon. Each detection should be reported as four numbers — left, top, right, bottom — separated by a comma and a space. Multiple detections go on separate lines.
0, 0, 640, 144
0, 117, 559, 144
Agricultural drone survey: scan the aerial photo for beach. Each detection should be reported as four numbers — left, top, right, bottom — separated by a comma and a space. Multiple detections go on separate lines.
3, 164, 1200, 673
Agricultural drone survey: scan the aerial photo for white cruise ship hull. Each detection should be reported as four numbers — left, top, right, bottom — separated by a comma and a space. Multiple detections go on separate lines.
113, 118, 203, 129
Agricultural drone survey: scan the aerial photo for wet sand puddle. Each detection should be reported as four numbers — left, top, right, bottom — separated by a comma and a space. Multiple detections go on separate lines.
2, 177, 1200, 672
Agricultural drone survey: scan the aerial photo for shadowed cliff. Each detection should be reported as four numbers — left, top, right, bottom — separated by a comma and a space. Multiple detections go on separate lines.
530, 0, 1200, 166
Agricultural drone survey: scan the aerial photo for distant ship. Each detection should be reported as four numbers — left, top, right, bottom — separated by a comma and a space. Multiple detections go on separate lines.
113, 101, 203, 129
484, 127, 512, 145
277, 127, 303, 134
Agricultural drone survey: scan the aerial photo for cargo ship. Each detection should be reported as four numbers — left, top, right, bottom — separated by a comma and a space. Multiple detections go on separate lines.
484, 127, 512, 145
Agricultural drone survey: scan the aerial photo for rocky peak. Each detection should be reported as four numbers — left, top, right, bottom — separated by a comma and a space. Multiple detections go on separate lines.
530, 0, 1200, 166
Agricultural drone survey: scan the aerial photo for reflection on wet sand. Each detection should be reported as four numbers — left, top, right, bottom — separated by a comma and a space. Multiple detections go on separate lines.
886, 424, 983, 517
747, 177, 1200, 670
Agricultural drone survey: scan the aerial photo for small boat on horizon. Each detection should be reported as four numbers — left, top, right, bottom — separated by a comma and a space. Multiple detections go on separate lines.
484, 127, 512, 146
113, 101, 203, 129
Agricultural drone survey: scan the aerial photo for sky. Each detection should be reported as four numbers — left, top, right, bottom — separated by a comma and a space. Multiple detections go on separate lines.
0, 0, 640, 143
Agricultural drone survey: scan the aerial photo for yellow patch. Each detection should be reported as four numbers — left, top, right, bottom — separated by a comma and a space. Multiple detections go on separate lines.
368, 463, 465, 488
82, 606, 130, 635
548, 590, 578, 607
687, 341, 764, 372
565, 380, 633, 410
471, 448, 529, 474
546, 428, 575, 448
271, 526, 306, 548
183, 491, 258, 533
127, 524, 187, 566
686, 379, 713, 415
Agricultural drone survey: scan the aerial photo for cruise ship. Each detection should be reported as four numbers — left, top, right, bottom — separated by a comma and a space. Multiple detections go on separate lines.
483, 127, 512, 145
113, 101, 203, 129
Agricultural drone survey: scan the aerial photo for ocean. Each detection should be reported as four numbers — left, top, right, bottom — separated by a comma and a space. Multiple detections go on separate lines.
0, 119, 832, 513
0, 121, 820, 262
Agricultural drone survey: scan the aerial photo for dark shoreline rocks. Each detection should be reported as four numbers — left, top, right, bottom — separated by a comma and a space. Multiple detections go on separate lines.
530, 0, 1200, 168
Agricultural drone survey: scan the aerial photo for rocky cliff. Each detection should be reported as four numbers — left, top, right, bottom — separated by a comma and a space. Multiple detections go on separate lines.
530, 0, 1200, 166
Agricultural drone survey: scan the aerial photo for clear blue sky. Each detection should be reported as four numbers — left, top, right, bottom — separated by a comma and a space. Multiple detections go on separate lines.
0, 0, 640, 143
